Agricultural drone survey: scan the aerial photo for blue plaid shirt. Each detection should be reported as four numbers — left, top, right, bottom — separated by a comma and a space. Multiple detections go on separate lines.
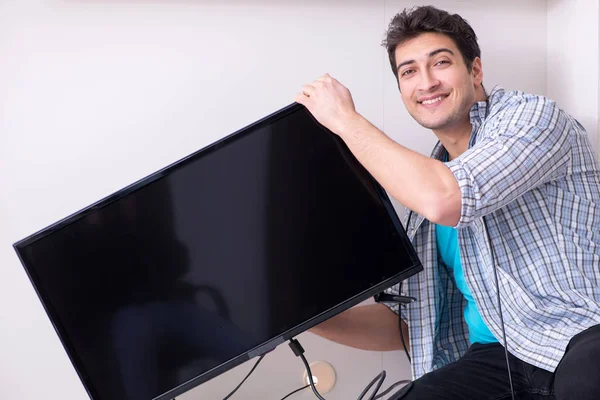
384, 87, 600, 380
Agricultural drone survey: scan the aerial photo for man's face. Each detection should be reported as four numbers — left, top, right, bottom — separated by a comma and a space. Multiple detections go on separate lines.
394, 32, 482, 131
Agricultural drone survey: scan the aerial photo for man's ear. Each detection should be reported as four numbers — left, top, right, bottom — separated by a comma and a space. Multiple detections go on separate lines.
471, 57, 483, 87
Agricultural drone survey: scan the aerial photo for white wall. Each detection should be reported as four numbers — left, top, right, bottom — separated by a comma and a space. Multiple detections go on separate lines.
0, 1, 556, 399
547, 0, 600, 156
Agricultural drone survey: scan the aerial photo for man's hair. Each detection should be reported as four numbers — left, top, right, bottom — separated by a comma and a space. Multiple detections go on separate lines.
382, 6, 481, 79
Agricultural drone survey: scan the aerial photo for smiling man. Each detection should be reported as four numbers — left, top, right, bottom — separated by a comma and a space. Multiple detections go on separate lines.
297, 6, 600, 400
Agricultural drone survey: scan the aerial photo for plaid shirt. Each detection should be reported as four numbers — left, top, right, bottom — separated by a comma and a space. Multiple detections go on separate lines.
384, 86, 600, 380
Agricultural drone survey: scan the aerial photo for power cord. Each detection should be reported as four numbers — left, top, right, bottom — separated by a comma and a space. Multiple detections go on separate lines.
357, 370, 386, 400
373, 288, 413, 365
401, 212, 414, 365
222, 354, 266, 399
398, 281, 411, 364
289, 338, 411, 400
373, 379, 411, 399
280, 384, 310, 399
220, 335, 409, 400
482, 217, 515, 400
289, 339, 327, 400
279, 364, 408, 400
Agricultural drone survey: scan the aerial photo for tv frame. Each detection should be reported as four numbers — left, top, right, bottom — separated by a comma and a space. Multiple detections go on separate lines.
13, 102, 423, 400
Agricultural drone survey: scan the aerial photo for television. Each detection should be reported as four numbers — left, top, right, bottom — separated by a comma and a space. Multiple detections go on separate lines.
13, 103, 423, 400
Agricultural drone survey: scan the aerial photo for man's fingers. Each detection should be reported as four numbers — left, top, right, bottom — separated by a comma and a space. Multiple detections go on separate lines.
297, 73, 338, 104
301, 84, 315, 97
295, 92, 307, 104
317, 74, 333, 84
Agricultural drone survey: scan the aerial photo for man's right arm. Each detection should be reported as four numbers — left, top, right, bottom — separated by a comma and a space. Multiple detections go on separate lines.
309, 303, 409, 352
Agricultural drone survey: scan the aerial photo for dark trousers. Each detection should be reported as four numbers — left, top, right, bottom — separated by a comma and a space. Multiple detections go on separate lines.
392, 324, 600, 400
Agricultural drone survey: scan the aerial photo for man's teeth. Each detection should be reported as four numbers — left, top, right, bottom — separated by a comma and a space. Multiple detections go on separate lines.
421, 96, 444, 105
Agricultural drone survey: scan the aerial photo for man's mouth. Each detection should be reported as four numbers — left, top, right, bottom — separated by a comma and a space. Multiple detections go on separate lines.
418, 94, 448, 106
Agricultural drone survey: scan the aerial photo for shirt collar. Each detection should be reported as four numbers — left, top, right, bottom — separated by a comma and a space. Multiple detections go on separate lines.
469, 98, 489, 126
471, 85, 505, 125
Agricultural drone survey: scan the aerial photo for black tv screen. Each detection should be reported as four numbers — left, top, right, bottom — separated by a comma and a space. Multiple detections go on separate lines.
14, 103, 422, 400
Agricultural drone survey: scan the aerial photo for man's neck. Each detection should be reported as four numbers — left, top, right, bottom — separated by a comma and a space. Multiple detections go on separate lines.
434, 89, 487, 161
433, 120, 472, 161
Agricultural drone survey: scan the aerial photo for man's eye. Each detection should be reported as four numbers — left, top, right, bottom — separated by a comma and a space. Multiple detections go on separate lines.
435, 60, 450, 66
401, 69, 415, 77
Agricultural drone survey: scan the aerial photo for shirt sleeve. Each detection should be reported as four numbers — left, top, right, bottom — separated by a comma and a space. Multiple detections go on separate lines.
446, 97, 572, 229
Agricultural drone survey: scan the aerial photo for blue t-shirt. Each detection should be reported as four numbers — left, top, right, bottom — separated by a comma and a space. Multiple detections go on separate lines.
436, 224, 498, 344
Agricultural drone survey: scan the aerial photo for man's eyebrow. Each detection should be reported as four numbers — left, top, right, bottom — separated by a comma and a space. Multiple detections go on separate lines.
396, 48, 455, 71
429, 48, 454, 58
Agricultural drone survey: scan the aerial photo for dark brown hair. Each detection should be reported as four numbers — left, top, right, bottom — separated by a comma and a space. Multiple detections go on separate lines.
383, 6, 481, 79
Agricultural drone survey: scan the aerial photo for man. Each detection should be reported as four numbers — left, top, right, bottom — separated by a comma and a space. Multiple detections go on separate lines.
296, 6, 600, 400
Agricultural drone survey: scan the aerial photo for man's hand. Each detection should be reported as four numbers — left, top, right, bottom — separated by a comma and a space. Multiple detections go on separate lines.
295, 74, 360, 136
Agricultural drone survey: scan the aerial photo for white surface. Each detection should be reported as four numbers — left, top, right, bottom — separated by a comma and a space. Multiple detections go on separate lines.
0, 0, 589, 399
546, 0, 600, 156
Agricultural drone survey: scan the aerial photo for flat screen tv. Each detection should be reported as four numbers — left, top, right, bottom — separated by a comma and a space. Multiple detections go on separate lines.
13, 103, 422, 400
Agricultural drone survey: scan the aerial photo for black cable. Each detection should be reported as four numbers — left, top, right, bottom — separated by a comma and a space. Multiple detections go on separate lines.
289, 339, 327, 400
299, 350, 327, 400
280, 385, 310, 400
398, 281, 411, 364
357, 370, 386, 400
222, 354, 266, 400
482, 217, 516, 400
400, 211, 413, 364
368, 373, 386, 400
373, 379, 411, 399
406, 211, 413, 234
280, 384, 310, 400
290, 338, 411, 400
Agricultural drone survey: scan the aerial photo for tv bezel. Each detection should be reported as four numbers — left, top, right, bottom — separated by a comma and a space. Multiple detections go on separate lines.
13, 102, 423, 400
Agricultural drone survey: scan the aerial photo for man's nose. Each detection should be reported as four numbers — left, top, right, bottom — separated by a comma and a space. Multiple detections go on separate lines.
418, 69, 441, 92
